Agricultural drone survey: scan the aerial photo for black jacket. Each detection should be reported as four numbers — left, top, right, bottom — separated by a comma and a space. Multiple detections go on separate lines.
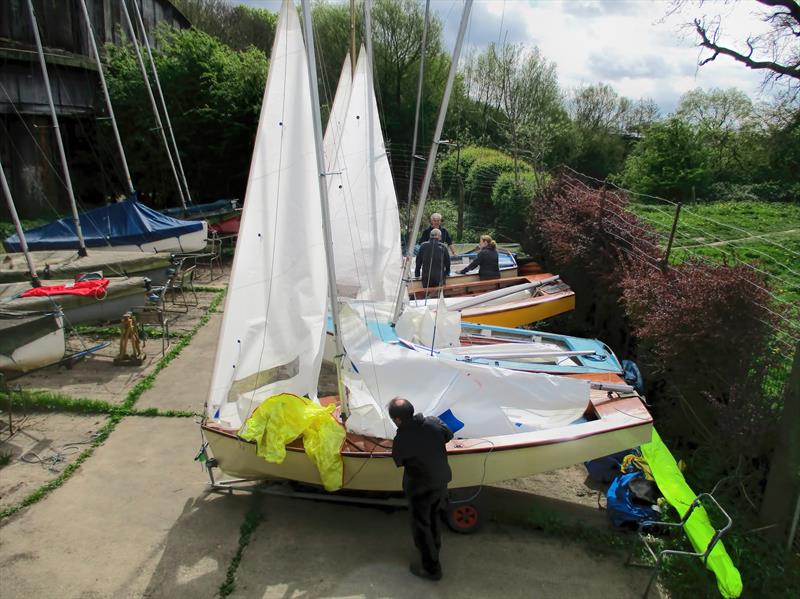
419, 225, 453, 246
461, 247, 500, 280
415, 240, 451, 284
392, 414, 453, 496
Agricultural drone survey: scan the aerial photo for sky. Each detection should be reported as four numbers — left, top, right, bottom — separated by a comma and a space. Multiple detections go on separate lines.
232, 1, 773, 115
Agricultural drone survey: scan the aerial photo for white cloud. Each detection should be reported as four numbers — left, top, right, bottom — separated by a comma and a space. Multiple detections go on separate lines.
232, 0, 773, 114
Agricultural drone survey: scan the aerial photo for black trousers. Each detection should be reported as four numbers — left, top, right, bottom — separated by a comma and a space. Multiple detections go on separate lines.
408, 488, 447, 573
421, 272, 444, 288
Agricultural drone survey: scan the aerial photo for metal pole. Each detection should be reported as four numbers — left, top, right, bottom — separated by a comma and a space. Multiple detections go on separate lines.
26, 0, 88, 257
404, 0, 430, 251
1, 158, 41, 287
77, 0, 135, 197
301, 0, 348, 419
131, 0, 192, 206
120, 0, 186, 208
662, 202, 682, 269
363, 1, 379, 256
392, 0, 473, 324
350, 0, 357, 76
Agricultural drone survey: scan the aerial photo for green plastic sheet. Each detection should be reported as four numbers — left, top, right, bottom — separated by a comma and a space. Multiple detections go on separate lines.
240, 393, 346, 492
641, 429, 743, 598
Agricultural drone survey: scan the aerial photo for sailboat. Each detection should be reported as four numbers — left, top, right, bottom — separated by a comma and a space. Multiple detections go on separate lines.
201, 0, 652, 493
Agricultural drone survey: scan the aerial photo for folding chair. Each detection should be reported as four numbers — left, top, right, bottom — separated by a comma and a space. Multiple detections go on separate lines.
626, 488, 733, 598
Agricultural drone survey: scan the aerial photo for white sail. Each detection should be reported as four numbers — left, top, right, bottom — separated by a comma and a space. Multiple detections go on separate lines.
323, 53, 352, 169
207, 0, 327, 428
339, 305, 589, 439
327, 46, 402, 302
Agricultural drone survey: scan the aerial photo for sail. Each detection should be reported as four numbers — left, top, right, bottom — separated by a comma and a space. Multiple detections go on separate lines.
323, 53, 352, 169
327, 46, 402, 302
207, 0, 328, 428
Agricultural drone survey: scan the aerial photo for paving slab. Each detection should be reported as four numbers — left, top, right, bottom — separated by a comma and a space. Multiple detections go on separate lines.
137, 313, 222, 413
0, 417, 250, 599
231, 493, 651, 599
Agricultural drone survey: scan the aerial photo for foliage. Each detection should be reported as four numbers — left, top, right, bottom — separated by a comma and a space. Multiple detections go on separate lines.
615, 117, 711, 201
491, 171, 548, 240
219, 507, 264, 597
104, 27, 268, 207
173, 0, 277, 54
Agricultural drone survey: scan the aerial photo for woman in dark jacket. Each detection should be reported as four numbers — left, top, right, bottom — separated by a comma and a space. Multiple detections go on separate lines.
459, 235, 500, 280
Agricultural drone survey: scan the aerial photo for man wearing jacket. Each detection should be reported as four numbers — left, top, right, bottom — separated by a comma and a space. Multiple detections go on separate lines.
415, 228, 451, 289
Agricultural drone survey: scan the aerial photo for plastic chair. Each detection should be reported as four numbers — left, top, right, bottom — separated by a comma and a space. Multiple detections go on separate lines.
626, 488, 733, 598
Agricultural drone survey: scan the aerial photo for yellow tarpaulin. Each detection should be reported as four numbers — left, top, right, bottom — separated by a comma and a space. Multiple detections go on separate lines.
641, 428, 743, 598
239, 393, 346, 491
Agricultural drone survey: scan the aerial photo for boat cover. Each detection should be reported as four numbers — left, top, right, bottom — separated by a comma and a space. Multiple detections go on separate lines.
3, 196, 204, 252
20, 278, 110, 298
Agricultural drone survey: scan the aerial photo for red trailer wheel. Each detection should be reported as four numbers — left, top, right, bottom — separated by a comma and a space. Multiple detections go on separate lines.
446, 502, 481, 533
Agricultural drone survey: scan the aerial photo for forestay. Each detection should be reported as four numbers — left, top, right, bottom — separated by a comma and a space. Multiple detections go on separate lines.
339, 305, 590, 439
326, 46, 402, 302
207, 0, 328, 429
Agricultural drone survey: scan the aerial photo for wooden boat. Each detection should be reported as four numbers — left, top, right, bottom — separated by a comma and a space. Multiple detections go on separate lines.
202, 1, 652, 495
408, 272, 575, 328
0, 276, 149, 326
202, 384, 651, 491
0, 310, 65, 375
407, 247, 518, 290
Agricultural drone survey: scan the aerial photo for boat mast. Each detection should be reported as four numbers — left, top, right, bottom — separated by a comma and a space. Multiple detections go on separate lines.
131, 0, 193, 206
301, 0, 349, 418
26, 0, 88, 257
363, 0, 380, 258
1, 158, 41, 287
391, 0, 473, 323
120, 0, 187, 209
350, 0, 357, 76
404, 0, 430, 250
77, 0, 135, 198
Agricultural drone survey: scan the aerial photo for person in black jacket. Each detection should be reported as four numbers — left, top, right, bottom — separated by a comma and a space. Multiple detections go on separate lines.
418, 213, 455, 255
390, 397, 453, 581
458, 234, 500, 280
415, 228, 451, 288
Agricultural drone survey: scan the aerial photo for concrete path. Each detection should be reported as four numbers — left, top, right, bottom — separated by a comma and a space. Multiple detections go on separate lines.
137, 313, 222, 413
0, 418, 249, 599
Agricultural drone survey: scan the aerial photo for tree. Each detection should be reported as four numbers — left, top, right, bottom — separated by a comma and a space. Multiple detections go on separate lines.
173, 0, 277, 54
673, 0, 800, 102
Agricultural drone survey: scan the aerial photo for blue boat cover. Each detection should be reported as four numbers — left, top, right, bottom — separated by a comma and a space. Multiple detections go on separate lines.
3, 196, 204, 252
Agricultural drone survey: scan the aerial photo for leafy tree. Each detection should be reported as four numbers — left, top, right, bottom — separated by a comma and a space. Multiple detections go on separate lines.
173, 0, 277, 54
105, 27, 268, 207
616, 117, 710, 201
491, 170, 547, 240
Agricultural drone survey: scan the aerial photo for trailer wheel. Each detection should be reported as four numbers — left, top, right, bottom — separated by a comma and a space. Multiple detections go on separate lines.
445, 502, 481, 534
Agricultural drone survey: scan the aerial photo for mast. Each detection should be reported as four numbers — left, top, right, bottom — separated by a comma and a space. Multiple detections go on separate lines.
350, 0, 357, 76
26, 0, 88, 257
363, 1, 379, 260
1, 158, 41, 287
301, 0, 349, 418
404, 0, 430, 250
391, 0, 473, 324
77, 0, 135, 197
120, 0, 187, 209
131, 0, 193, 206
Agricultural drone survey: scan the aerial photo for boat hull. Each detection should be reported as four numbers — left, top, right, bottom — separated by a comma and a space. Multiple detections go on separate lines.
460, 290, 575, 328
202, 392, 652, 492
0, 314, 65, 374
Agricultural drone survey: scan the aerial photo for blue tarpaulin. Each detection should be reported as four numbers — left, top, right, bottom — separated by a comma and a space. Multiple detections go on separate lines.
3, 196, 204, 252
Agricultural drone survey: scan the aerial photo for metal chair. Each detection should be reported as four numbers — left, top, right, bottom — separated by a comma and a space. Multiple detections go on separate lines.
626, 487, 733, 598
192, 232, 223, 282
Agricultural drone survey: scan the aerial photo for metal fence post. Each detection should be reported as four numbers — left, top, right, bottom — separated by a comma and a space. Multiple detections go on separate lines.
662, 202, 682, 270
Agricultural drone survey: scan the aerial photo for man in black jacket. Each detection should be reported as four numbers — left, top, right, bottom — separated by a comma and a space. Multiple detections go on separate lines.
390, 397, 453, 581
415, 228, 451, 289
418, 213, 455, 255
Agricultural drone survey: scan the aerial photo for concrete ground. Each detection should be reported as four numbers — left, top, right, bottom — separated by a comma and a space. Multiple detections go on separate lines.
0, 298, 655, 598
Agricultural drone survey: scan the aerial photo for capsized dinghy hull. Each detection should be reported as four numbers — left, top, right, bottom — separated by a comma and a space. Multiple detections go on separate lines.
0, 312, 65, 374
201, 388, 651, 492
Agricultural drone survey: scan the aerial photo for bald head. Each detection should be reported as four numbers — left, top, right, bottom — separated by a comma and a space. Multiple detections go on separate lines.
388, 397, 414, 425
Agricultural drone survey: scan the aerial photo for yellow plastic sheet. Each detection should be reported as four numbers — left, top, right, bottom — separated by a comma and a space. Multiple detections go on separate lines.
641, 429, 743, 598
240, 393, 346, 491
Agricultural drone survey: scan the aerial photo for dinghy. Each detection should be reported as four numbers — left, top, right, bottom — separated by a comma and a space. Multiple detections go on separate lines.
0, 310, 65, 375
201, 0, 652, 493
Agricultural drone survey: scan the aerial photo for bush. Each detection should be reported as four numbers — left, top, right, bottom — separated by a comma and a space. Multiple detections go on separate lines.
492, 171, 549, 240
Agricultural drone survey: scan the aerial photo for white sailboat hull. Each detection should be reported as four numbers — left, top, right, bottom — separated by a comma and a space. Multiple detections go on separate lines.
202, 391, 651, 492
0, 318, 65, 374
86, 224, 208, 254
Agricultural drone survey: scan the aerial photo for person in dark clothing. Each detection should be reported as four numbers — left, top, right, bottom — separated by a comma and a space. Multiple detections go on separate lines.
415, 228, 451, 288
459, 234, 500, 280
418, 213, 455, 255
389, 397, 453, 581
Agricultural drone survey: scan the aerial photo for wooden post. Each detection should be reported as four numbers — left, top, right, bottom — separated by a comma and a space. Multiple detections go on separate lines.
662, 202, 682, 269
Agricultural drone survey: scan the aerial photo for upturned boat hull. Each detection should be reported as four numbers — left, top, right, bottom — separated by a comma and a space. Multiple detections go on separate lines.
201, 389, 651, 492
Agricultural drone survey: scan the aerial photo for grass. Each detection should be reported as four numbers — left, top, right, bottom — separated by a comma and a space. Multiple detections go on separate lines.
219, 506, 264, 597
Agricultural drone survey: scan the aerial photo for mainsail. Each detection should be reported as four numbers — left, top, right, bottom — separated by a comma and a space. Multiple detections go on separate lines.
207, 0, 328, 428
326, 47, 403, 302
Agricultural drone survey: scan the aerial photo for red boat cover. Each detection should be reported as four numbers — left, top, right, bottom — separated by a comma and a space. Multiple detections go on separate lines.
209, 216, 240, 234
20, 278, 111, 299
